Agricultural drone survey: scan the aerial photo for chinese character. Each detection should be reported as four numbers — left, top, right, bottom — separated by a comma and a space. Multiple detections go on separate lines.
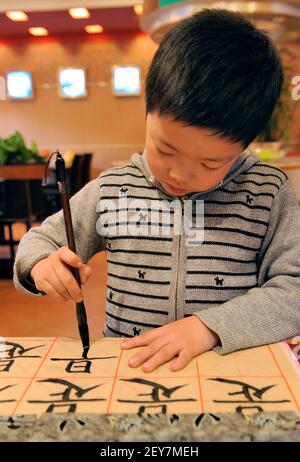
50, 354, 117, 373
118, 378, 196, 415
208, 377, 290, 413
28, 378, 106, 413
0, 384, 16, 404
0, 341, 44, 373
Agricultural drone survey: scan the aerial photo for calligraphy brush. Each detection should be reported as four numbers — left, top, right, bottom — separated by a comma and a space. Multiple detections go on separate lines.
54, 151, 90, 358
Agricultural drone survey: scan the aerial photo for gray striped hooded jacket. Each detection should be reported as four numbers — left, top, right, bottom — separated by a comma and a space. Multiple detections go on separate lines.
13, 149, 300, 354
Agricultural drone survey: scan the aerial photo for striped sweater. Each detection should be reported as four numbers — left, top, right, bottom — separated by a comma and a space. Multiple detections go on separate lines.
13, 149, 300, 354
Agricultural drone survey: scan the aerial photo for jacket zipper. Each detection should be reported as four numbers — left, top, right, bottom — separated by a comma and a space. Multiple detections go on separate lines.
174, 196, 186, 320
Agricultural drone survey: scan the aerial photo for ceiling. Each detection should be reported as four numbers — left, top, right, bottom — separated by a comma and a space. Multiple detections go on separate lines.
1, 1, 300, 42
0, 4, 143, 39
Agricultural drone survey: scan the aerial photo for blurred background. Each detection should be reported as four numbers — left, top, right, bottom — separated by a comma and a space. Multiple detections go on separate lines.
0, 0, 299, 337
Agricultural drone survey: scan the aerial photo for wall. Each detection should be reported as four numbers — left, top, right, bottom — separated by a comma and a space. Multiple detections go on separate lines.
284, 43, 300, 151
0, 33, 299, 174
0, 33, 158, 170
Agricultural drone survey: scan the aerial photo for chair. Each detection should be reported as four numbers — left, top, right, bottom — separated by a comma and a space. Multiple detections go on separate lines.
42, 152, 93, 216
69, 152, 93, 196
0, 178, 46, 260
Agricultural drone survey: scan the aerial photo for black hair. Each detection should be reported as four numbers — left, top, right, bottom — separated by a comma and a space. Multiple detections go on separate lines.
145, 8, 283, 148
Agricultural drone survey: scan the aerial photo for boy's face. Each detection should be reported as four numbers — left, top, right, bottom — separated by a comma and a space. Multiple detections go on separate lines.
146, 112, 245, 196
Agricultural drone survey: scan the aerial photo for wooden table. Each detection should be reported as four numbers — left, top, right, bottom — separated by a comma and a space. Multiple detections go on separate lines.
0, 337, 299, 441
0, 163, 46, 278
0, 163, 46, 180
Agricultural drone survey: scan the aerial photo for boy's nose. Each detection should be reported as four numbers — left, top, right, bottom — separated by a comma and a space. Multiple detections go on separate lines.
169, 170, 189, 187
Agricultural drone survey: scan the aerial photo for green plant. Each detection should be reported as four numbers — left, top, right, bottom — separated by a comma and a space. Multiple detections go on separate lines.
0, 131, 44, 165
257, 48, 297, 145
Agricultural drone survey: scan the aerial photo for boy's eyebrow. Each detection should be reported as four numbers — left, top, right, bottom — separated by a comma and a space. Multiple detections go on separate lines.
151, 131, 180, 152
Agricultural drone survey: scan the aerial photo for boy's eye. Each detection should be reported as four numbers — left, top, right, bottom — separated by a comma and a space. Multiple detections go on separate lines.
202, 163, 221, 171
157, 147, 173, 157
156, 146, 221, 170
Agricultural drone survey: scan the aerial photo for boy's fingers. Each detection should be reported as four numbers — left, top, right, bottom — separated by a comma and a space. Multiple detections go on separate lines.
128, 339, 165, 368
141, 345, 178, 372
121, 330, 155, 349
53, 262, 83, 301
38, 279, 69, 302
57, 246, 83, 268
170, 349, 191, 372
51, 266, 81, 301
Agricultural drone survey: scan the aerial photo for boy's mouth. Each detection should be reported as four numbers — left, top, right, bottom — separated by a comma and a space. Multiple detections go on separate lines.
164, 182, 188, 195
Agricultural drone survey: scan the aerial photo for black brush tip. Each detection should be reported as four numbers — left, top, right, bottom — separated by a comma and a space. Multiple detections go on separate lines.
82, 346, 89, 359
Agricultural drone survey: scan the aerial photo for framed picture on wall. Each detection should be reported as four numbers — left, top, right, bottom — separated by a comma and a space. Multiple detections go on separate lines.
112, 65, 141, 97
58, 68, 87, 99
6, 70, 34, 100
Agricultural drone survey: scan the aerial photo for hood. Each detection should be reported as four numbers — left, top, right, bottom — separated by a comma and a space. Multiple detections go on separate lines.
131, 147, 260, 200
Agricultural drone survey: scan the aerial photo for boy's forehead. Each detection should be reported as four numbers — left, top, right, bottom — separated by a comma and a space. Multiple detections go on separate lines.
146, 112, 244, 161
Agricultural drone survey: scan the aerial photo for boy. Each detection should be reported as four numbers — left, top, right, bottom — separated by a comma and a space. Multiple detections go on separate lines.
14, 9, 300, 373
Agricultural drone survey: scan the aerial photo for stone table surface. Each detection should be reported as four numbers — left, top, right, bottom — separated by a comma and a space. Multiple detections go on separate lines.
0, 411, 300, 442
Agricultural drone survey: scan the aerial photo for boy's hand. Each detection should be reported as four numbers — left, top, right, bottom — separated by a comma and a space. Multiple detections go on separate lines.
29, 246, 92, 302
121, 316, 219, 372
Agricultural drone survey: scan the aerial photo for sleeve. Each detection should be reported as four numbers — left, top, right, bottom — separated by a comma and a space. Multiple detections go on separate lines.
193, 179, 300, 354
13, 177, 106, 296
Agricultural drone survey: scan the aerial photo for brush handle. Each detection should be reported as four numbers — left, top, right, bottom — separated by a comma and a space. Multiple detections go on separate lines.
55, 153, 90, 352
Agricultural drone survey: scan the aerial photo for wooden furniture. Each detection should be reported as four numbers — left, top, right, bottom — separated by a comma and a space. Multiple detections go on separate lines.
0, 163, 46, 180
42, 153, 93, 216
0, 163, 46, 278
